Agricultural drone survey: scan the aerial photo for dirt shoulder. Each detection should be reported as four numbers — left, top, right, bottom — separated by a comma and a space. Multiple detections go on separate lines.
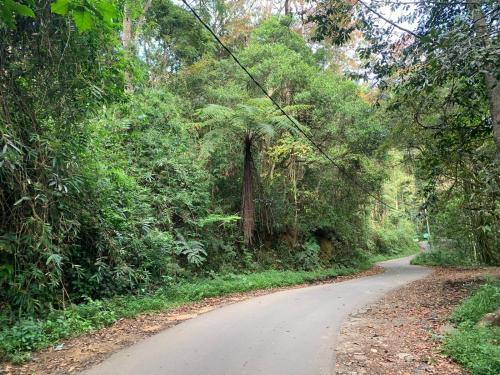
1, 266, 382, 375
335, 266, 500, 375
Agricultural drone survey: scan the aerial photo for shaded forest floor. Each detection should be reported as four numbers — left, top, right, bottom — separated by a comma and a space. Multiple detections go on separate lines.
335, 267, 500, 375
1, 267, 383, 374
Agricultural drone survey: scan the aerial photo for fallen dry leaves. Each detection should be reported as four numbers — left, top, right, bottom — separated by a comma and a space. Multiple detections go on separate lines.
335, 267, 500, 375
1, 266, 382, 375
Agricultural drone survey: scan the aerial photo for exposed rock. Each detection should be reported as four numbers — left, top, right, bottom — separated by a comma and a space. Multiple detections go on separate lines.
396, 352, 414, 361
477, 309, 500, 327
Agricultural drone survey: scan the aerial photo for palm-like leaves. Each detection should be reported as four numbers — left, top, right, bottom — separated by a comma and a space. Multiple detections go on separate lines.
198, 98, 299, 146
198, 98, 302, 244
174, 233, 207, 267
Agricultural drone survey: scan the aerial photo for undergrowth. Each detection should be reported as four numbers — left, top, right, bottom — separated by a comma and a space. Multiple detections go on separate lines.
443, 278, 500, 375
370, 245, 420, 263
411, 249, 480, 267
0, 263, 369, 364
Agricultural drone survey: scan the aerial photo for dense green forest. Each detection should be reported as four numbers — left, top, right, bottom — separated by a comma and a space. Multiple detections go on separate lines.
0, 0, 498, 339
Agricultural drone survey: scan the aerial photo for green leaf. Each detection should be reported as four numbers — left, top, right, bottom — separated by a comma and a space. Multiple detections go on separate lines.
0, 0, 34, 28
94, 0, 117, 25
46, 253, 63, 267
51, 0, 69, 15
198, 214, 240, 227
72, 8, 92, 31
13, 196, 31, 206
0, 264, 13, 284
9, 1, 35, 17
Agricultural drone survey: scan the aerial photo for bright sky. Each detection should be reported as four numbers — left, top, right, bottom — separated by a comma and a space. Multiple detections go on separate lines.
174, 0, 417, 33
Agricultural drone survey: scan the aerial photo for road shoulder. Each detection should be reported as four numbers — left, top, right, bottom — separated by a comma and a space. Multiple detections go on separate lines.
335, 267, 500, 375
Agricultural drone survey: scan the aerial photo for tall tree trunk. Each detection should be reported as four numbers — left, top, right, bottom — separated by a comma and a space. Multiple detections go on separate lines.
241, 133, 255, 245
485, 72, 500, 159
122, 3, 133, 93
284, 0, 290, 15
469, 1, 500, 160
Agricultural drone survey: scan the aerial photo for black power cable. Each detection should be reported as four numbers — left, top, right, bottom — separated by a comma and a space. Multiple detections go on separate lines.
181, 0, 398, 211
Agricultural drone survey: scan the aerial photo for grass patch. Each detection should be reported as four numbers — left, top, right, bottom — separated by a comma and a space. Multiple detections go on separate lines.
450, 281, 500, 324
411, 249, 480, 267
0, 264, 368, 364
443, 278, 500, 375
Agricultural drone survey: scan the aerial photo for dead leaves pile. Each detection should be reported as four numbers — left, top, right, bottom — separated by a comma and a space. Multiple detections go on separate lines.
335, 267, 500, 375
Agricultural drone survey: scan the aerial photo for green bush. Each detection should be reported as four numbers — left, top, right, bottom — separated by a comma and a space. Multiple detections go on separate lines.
411, 249, 479, 267
295, 239, 321, 271
369, 217, 419, 261
451, 281, 500, 325
444, 326, 500, 375
443, 279, 500, 375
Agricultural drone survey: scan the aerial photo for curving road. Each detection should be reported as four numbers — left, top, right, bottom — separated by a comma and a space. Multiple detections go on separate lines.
81, 256, 430, 375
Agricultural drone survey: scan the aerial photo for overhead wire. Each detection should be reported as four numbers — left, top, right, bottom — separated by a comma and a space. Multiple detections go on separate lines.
180, 0, 399, 212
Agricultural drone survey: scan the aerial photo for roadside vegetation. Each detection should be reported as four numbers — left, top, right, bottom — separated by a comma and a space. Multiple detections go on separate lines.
0, 199, 417, 365
0, 260, 377, 364
444, 279, 500, 375
370, 245, 419, 264
1, 0, 498, 371
411, 249, 481, 268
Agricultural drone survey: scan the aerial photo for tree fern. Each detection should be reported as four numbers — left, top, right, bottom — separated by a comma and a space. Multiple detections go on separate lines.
174, 233, 207, 267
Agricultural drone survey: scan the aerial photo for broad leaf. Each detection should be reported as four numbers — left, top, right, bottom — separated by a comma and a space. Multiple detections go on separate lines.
50, 0, 69, 15
72, 8, 92, 31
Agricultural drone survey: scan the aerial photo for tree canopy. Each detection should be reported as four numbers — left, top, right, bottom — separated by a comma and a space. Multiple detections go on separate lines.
0, 0, 497, 325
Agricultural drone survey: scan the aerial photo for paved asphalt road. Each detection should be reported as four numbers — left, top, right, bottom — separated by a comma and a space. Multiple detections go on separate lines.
82, 256, 430, 375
